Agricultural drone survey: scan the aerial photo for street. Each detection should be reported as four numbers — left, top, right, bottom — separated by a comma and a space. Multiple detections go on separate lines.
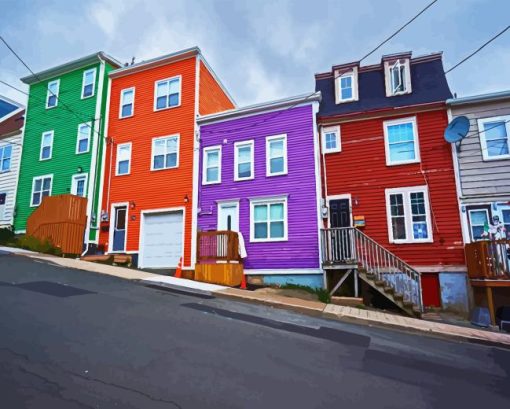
0, 250, 509, 408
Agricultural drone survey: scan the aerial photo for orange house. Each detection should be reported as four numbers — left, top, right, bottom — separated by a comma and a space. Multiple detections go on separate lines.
98, 47, 235, 270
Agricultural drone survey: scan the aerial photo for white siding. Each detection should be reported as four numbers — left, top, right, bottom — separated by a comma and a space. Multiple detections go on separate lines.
0, 131, 22, 227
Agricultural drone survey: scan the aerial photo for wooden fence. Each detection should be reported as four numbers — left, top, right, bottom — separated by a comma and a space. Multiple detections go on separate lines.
197, 230, 240, 263
26, 194, 88, 255
465, 240, 510, 279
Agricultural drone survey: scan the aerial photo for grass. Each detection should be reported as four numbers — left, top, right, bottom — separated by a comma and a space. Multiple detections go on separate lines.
277, 283, 331, 304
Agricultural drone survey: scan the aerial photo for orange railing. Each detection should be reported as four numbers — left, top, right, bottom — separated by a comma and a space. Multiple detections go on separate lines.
197, 230, 240, 263
465, 240, 510, 279
26, 194, 88, 255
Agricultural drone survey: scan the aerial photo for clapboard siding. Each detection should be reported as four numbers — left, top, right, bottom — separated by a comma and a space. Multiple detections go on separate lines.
198, 104, 320, 270
0, 131, 22, 226
198, 60, 235, 116
450, 99, 510, 201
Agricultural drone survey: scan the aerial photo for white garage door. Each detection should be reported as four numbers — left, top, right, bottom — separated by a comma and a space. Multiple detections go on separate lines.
141, 211, 183, 268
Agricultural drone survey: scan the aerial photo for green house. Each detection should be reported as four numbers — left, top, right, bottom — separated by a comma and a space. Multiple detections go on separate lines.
14, 52, 120, 249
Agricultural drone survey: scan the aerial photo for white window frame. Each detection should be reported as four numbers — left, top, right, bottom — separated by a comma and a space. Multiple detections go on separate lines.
468, 209, 490, 241
81, 68, 97, 99
234, 140, 255, 181
321, 125, 341, 154
116, 142, 132, 176
477, 115, 510, 161
76, 122, 92, 154
71, 173, 89, 197
383, 116, 420, 166
384, 59, 412, 97
119, 87, 135, 119
30, 174, 53, 207
335, 68, 359, 104
250, 196, 288, 242
0, 144, 12, 172
151, 135, 180, 171
202, 145, 222, 185
385, 186, 433, 244
40, 130, 54, 161
46, 79, 60, 109
266, 134, 287, 177
154, 75, 182, 111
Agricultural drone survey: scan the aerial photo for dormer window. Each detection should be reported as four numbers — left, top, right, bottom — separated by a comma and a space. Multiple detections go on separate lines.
385, 58, 412, 97
335, 67, 358, 104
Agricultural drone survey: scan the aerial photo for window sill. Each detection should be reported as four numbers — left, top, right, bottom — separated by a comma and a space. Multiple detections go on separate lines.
266, 171, 288, 177
202, 180, 221, 185
323, 148, 341, 154
482, 155, 510, 162
81, 94, 95, 100
234, 176, 254, 182
151, 166, 179, 172
76, 151, 90, 155
119, 114, 134, 120
0, 169, 11, 174
45, 105, 58, 110
390, 238, 434, 244
389, 90, 411, 97
386, 159, 420, 167
336, 98, 357, 104
250, 237, 288, 243
115, 173, 131, 177
39, 157, 52, 161
153, 104, 181, 112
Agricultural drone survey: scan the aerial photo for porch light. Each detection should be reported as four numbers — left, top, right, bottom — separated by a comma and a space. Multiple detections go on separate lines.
184, 194, 189, 203
129, 201, 136, 209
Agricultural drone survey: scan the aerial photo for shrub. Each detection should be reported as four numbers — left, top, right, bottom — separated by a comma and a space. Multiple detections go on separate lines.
16, 235, 62, 256
0, 226, 15, 245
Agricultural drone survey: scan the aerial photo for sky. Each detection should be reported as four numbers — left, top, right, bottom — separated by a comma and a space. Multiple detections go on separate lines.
0, 0, 509, 107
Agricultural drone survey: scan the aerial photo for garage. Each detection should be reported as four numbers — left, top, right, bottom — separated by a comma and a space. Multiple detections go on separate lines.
140, 210, 184, 269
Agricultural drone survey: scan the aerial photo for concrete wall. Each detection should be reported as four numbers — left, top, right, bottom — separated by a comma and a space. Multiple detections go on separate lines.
439, 271, 470, 317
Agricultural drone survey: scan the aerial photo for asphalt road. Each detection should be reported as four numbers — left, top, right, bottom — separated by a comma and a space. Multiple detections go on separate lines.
0, 250, 509, 408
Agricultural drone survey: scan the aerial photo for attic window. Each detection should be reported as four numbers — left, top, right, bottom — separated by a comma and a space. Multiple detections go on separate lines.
335, 67, 358, 104
385, 59, 411, 97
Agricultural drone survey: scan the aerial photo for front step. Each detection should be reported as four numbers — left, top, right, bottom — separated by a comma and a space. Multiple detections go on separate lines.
358, 271, 421, 318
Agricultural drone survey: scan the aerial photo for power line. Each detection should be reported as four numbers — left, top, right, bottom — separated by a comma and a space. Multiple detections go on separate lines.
359, 0, 438, 63
445, 25, 510, 74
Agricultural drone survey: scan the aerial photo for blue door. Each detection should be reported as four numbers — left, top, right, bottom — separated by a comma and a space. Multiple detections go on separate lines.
113, 206, 127, 252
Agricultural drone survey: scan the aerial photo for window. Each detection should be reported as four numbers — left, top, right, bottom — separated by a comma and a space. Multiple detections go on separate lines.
46, 79, 59, 108
0, 145, 12, 172
71, 174, 88, 197
250, 197, 287, 242
385, 59, 411, 97
502, 209, 510, 236
76, 123, 91, 154
81, 68, 96, 98
468, 209, 489, 241
203, 146, 221, 184
385, 186, 432, 243
120, 88, 135, 118
335, 67, 358, 104
154, 77, 181, 110
390, 61, 406, 94
234, 140, 254, 181
152, 135, 179, 170
116, 143, 131, 175
321, 125, 341, 154
478, 116, 510, 160
266, 134, 287, 176
40, 131, 53, 160
31, 175, 52, 207
384, 117, 420, 165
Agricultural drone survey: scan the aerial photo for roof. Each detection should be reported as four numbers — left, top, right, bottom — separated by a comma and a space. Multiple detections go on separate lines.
0, 95, 22, 118
315, 52, 452, 118
447, 90, 510, 106
0, 108, 24, 138
21, 52, 121, 85
197, 92, 321, 125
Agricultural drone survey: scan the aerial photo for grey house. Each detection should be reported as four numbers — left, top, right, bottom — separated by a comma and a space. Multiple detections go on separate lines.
447, 91, 510, 243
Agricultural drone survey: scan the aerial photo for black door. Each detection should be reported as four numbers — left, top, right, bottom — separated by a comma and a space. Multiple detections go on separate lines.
329, 199, 351, 262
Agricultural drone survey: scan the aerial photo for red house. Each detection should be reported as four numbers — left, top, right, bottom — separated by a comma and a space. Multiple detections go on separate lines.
315, 52, 467, 314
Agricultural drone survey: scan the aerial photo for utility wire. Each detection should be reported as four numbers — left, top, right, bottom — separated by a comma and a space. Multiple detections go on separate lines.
359, 0, 438, 63
445, 25, 510, 74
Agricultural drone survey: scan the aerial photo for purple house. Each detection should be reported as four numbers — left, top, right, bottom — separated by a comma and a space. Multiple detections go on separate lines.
197, 92, 323, 287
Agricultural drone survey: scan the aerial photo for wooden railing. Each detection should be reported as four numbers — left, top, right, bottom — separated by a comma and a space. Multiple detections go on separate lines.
26, 194, 88, 255
321, 227, 423, 311
465, 240, 510, 280
197, 230, 240, 263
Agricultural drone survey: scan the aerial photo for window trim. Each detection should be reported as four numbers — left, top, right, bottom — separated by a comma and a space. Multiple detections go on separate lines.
321, 125, 341, 154
46, 79, 60, 109
119, 87, 135, 119
202, 145, 222, 185
335, 68, 358, 104
81, 68, 97, 99
383, 116, 420, 166
249, 196, 288, 243
384, 59, 412, 97
71, 173, 89, 197
234, 140, 255, 181
468, 208, 490, 242
116, 142, 132, 176
76, 122, 92, 155
0, 144, 12, 172
385, 185, 433, 244
30, 174, 53, 207
153, 75, 182, 112
150, 134, 180, 171
40, 130, 54, 161
477, 115, 510, 161
266, 134, 288, 177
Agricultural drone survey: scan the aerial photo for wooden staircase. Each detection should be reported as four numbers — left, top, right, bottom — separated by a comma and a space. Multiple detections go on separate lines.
321, 227, 423, 317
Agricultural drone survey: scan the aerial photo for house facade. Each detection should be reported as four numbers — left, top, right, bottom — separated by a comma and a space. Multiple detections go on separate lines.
0, 96, 24, 228
447, 91, 510, 243
98, 47, 235, 270
14, 52, 120, 250
315, 52, 468, 312
197, 93, 323, 287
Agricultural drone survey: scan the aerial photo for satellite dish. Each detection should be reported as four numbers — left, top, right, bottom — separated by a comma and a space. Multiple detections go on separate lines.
444, 116, 470, 143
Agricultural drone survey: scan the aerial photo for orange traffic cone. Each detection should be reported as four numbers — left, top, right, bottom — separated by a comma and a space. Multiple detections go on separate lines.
240, 272, 247, 290
175, 257, 183, 278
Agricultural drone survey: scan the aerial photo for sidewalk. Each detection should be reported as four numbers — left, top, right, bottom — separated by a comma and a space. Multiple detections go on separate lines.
3, 246, 510, 348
